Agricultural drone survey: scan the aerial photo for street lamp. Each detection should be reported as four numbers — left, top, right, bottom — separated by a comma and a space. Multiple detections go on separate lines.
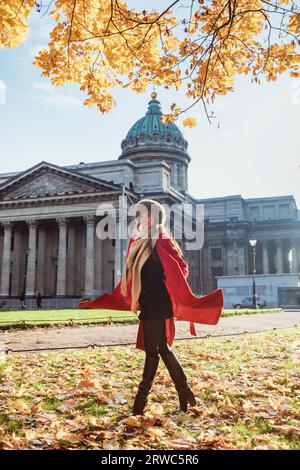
249, 239, 258, 309
22, 247, 31, 295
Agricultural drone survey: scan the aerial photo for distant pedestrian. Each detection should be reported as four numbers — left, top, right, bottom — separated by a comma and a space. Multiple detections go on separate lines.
20, 292, 26, 310
36, 292, 43, 310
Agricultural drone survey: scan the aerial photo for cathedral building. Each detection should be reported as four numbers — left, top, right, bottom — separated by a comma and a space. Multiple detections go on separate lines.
0, 92, 299, 308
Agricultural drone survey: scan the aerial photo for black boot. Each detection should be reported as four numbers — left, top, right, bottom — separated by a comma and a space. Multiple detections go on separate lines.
161, 350, 197, 412
132, 355, 160, 415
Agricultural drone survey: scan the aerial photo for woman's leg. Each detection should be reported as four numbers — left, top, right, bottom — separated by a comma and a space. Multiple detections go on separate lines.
132, 320, 162, 415
143, 319, 164, 359
157, 320, 196, 412
157, 320, 188, 387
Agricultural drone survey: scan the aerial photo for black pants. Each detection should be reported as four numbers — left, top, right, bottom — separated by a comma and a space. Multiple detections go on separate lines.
141, 318, 187, 389
143, 320, 186, 376
142, 318, 172, 359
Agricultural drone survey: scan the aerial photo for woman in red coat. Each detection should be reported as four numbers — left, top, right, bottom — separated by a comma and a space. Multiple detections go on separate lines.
78, 198, 224, 415
128, 199, 198, 415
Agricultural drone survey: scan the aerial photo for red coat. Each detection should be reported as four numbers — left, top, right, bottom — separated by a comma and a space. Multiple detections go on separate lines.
77, 233, 224, 350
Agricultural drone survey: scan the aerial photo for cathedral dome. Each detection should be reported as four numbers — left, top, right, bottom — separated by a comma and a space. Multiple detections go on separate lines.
119, 92, 189, 159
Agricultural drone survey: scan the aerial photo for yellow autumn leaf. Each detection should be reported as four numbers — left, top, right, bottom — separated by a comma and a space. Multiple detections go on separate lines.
183, 117, 197, 128
49, 10, 60, 22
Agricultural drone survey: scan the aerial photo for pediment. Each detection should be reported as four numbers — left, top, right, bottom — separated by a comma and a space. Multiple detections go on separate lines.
0, 161, 120, 201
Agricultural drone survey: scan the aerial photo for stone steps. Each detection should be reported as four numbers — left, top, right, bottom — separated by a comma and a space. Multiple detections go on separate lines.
0, 297, 83, 310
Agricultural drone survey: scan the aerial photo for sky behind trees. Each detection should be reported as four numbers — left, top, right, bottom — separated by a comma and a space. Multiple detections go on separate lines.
0, 8, 299, 206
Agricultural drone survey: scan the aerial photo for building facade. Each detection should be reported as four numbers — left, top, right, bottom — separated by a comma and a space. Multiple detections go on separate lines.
198, 194, 300, 293
216, 273, 300, 309
0, 92, 299, 307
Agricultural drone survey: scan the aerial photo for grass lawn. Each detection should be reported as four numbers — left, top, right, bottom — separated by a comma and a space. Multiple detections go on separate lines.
0, 308, 284, 328
0, 327, 299, 450
0, 309, 137, 327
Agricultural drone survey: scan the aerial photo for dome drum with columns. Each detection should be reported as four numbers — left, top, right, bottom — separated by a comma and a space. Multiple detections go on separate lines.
119, 92, 190, 194
120, 92, 189, 157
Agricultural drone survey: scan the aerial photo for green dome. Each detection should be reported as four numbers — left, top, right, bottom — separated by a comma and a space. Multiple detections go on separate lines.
120, 92, 188, 157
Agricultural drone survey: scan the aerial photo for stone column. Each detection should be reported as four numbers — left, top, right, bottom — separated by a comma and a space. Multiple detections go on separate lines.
36, 226, 46, 294
237, 240, 246, 275
291, 239, 299, 273
56, 217, 68, 296
275, 239, 283, 274
67, 224, 76, 295
0, 221, 13, 296
94, 233, 102, 295
114, 217, 121, 287
84, 215, 95, 296
11, 227, 22, 296
26, 220, 38, 296
262, 240, 269, 274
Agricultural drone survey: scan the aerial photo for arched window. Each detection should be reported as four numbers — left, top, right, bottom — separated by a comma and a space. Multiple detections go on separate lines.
175, 164, 182, 186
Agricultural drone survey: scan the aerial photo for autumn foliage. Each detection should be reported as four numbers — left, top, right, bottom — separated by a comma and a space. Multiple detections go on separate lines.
0, 329, 299, 449
1, 1, 299, 125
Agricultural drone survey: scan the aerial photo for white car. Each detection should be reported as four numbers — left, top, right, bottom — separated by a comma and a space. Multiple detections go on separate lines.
233, 296, 266, 309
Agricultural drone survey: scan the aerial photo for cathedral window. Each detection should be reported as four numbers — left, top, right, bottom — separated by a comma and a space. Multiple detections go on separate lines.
175, 163, 182, 186
211, 247, 222, 261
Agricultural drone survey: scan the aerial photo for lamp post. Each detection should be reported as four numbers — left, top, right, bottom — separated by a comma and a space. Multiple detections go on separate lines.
23, 247, 31, 295
249, 239, 257, 309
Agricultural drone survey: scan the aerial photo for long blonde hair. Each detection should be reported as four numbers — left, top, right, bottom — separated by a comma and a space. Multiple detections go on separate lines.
133, 198, 183, 256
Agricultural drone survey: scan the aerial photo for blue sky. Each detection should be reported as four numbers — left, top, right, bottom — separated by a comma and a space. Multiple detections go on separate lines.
0, 7, 299, 207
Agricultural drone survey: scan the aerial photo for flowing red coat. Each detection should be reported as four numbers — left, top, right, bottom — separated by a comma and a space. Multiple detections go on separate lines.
77, 233, 224, 350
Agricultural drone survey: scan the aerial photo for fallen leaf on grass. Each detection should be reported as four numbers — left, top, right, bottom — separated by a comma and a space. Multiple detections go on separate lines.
55, 430, 83, 444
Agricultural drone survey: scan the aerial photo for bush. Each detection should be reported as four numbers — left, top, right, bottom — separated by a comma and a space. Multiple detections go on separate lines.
0, 301, 8, 311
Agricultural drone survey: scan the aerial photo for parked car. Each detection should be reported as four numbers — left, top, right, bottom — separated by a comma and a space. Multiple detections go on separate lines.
232, 296, 267, 309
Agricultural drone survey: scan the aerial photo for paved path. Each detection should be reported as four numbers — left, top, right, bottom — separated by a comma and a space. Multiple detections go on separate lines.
0, 311, 299, 353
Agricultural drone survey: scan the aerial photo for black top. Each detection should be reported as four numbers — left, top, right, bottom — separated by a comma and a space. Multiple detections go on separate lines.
138, 246, 173, 321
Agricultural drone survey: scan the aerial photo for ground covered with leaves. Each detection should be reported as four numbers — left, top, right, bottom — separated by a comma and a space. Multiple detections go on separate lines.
0, 328, 299, 450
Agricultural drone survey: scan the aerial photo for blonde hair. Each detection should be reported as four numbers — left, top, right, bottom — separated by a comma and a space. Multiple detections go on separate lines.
133, 198, 183, 256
